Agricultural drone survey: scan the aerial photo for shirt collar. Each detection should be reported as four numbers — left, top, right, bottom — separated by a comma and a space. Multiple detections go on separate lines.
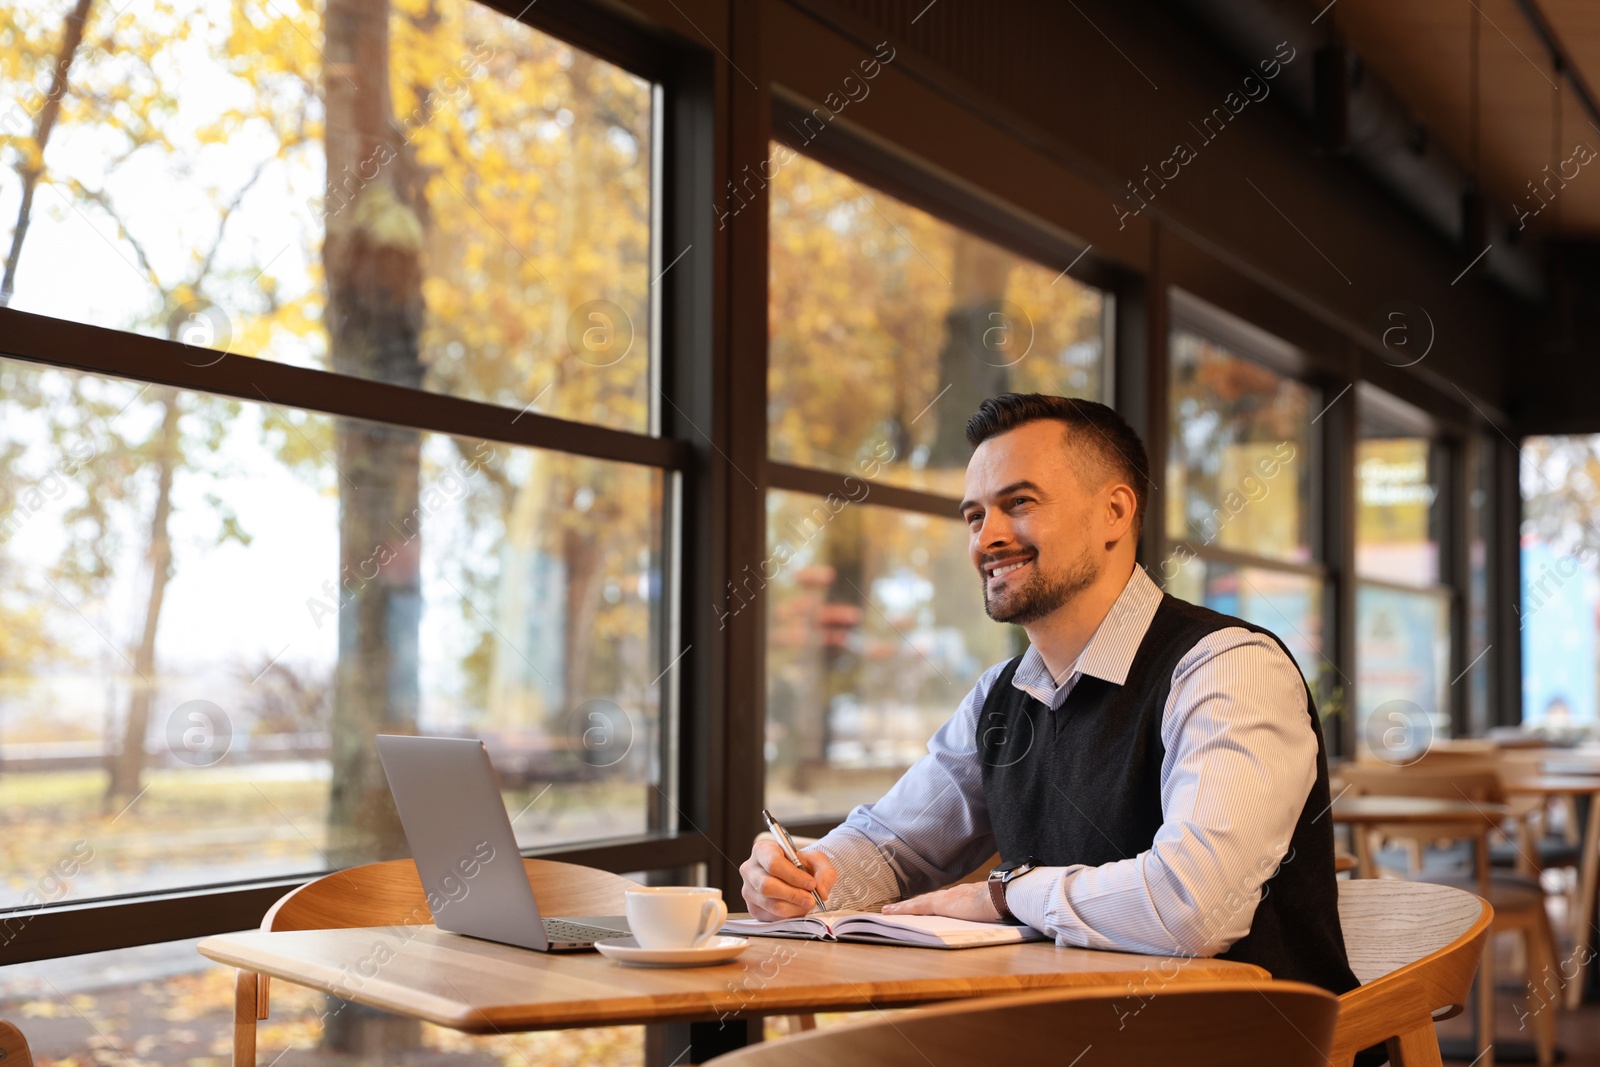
1011, 566, 1164, 703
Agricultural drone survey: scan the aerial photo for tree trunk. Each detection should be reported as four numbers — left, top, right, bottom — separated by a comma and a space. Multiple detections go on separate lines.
320, 0, 427, 1051
1, 0, 96, 306
927, 233, 1015, 467
104, 389, 179, 805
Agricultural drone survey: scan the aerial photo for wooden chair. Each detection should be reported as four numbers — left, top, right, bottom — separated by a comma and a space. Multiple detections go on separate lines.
709, 981, 1339, 1066
1340, 762, 1555, 1066
232, 858, 641, 1066
0, 1021, 35, 1067
1331, 878, 1492, 1067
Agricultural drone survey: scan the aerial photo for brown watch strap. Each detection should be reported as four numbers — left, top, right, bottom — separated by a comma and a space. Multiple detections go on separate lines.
988, 875, 1015, 923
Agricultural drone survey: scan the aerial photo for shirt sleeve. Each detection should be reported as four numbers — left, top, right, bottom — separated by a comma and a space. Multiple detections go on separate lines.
1004, 628, 1317, 956
809, 660, 1007, 911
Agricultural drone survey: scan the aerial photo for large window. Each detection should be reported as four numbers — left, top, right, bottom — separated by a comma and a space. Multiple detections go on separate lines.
0, 0, 682, 918
763, 146, 1110, 819
767, 147, 1110, 498
1164, 298, 1328, 685
1, 0, 655, 431
1353, 386, 1453, 756
1520, 435, 1600, 730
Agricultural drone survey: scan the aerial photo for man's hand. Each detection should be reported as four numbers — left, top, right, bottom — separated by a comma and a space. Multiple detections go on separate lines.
881, 882, 1002, 923
740, 840, 839, 920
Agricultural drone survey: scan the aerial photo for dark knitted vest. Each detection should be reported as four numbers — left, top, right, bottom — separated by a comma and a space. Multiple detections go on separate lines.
978, 593, 1358, 995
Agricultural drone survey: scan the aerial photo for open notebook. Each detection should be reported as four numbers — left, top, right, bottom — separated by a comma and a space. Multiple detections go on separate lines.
722, 909, 1046, 949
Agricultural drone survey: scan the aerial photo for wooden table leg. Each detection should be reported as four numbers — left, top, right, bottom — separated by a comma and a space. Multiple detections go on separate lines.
1354, 827, 1375, 880
645, 1018, 757, 1066
234, 970, 257, 1067
1566, 790, 1600, 1010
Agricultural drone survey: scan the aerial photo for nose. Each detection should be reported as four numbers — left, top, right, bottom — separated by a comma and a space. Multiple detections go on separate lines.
975, 509, 1013, 554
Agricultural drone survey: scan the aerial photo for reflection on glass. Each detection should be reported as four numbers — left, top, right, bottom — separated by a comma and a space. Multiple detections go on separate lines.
0, 0, 653, 432
1167, 330, 1314, 563
768, 148, 1109, 497
1356, 438, 1441, 585
1520, 434, 1600, 728
1166, 556, 1324, 682
0, 357, 664, 907
1354, 583, 1450, 757
763, 491, 1015, 817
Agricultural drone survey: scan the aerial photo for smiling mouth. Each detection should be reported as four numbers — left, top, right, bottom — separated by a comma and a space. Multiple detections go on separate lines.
987, 556, 1033, 583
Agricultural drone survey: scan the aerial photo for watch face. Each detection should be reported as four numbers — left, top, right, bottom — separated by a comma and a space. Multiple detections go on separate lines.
993, 858, 1035, 882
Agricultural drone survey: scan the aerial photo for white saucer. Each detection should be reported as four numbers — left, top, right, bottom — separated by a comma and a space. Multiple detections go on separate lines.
595, 935, 749, 967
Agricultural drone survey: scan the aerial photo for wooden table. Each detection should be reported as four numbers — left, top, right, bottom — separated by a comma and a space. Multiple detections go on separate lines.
1503, 773, 1600, 1009
1330, 796, 1509, 894
198, 924, 1267, 1062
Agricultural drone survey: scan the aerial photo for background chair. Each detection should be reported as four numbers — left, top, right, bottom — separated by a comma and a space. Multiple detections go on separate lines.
232, 858, 641, 1067
0, 1021, 34, 1067
1332, 878, 1492, 1067
709, 981, 1339, 1067
1339, 762, 1551, 1066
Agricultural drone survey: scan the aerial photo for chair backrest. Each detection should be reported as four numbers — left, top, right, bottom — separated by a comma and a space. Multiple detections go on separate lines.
708, 981, 1338, 1067
0, 1021, 35, 1067
1330, 879, 1493, 1063
262, 858, 641, 931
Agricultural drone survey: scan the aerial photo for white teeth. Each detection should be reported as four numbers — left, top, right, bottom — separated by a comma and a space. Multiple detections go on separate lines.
991, 559, 1029, 578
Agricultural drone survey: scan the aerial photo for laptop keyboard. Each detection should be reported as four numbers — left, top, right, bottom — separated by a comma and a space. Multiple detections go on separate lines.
543, 918, 628, 944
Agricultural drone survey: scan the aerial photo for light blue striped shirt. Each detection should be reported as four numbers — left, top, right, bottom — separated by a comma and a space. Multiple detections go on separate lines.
813, 565, 1317, 958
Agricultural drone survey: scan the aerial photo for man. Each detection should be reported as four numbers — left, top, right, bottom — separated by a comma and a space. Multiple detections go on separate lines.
741, 393, 1358, 994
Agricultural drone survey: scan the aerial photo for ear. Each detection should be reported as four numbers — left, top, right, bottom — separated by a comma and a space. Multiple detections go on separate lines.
1103, 482, 1138, 549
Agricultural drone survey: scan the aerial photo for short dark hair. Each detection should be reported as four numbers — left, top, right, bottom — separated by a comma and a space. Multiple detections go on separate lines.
964, 393, 1149, 535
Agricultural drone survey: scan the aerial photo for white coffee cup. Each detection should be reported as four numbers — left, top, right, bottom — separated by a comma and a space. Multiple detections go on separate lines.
625, 886, 729, 950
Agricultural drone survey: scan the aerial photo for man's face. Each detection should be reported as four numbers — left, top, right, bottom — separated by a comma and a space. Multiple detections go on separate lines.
960, 421, 1100, 626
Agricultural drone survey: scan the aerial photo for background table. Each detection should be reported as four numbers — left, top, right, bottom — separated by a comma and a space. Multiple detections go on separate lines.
1331, 795, 1509, 893
199, 923, 1269, 1062
1501, 772, 1600, 1008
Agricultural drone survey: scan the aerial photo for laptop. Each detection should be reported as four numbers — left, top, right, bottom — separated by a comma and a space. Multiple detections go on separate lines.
375, 734, 630, 951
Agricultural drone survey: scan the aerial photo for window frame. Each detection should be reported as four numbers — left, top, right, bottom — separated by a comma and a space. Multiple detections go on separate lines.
760, 113, 1125, 837
1162, 293, 1335, 695
1352, 383, 1466, 747
0, 0, 720, 966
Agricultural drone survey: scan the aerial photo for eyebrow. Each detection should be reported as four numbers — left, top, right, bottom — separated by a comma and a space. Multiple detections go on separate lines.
958, 480, 1045, 517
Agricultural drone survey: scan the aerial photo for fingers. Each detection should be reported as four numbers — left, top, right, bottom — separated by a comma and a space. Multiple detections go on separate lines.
802, 849, 839, 901
740, 844, 822, 920
755, 840, 817, 890
882, 891, 935, 915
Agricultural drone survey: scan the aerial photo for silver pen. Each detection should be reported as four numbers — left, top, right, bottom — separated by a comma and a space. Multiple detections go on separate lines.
762, 808, 828, 912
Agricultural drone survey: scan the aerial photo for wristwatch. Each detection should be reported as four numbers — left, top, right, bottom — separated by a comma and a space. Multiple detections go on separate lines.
987, 857, 1036, 924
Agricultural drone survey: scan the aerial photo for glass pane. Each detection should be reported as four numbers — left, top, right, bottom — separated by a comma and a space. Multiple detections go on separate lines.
1167, 330, 1315, 563
0, 0, 653, 432
0, 937, 643, 1065
1355, 583, 1450, 759
0, 356, 665, 905
1166, 555, 1325, 684
1520, 435, 1600, 730
768, 148, 1109, 497
1356, 438, 1442, 585
762, 490, 1016, 818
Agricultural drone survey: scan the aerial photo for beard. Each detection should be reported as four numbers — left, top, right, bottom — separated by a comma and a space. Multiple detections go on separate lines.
982, 544, 1099, 625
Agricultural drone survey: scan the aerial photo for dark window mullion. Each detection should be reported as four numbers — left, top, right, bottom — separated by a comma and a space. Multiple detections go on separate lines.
0, 308, 687, 472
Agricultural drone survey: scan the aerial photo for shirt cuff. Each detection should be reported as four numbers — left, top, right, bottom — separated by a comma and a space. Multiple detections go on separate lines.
811, 827, 903, 912
1002, 865, 1064, 932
